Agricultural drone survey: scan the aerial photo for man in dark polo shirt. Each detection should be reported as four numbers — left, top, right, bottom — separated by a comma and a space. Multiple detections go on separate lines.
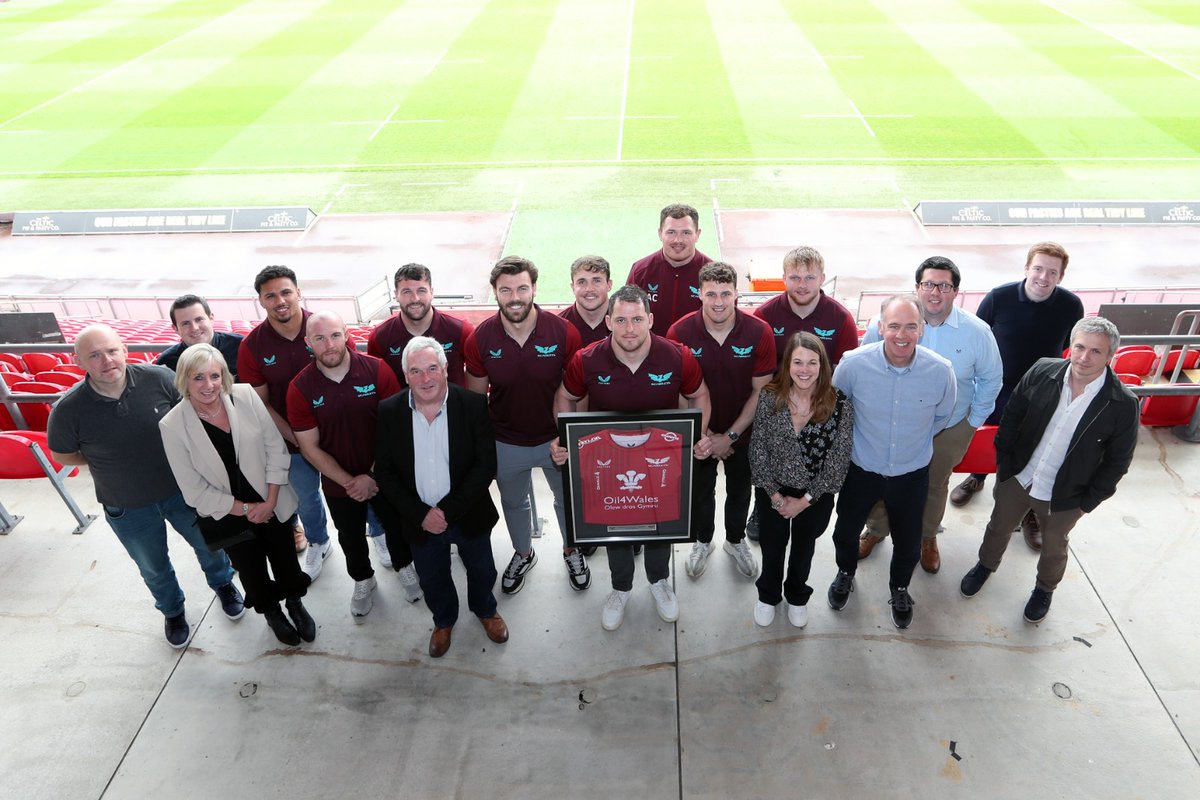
463, 256, 591, 594
559, 255, 613, 347
287, 311, 421, 619
626, 203, 713, 336
155, 294, 243, 377
553, 285, 713, 631
667, 262, 775, 581
366, 263, 475, 388
48, 324, 241, 649
237, 266, 333, 573
950, 242, 1084, 552
747, 245, 859, 541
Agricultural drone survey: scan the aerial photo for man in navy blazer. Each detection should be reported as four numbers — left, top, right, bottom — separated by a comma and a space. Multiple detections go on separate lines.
375, 336, 507, 658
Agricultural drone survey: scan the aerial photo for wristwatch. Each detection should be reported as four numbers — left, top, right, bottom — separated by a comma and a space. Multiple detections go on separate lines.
242, 503, 249, 515
727, 430, 740, 443
770, 497, 785, 510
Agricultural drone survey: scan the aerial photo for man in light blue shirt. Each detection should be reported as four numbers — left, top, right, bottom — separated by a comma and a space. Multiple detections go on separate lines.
857, 257, 1002, 574
827, 295, 957, 629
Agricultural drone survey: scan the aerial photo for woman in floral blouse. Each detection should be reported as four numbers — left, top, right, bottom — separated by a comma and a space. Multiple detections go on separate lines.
749, 331, 853, 628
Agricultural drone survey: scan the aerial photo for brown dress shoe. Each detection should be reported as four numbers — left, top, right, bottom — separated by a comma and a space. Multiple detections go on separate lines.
858, 532, 886, 560
950, 475, 984, 507
429, 626, 452, 658
920, 536, 941, 574
480, 614, 509, 644
293, 521, 308, 553
1021, 510, 1042, 551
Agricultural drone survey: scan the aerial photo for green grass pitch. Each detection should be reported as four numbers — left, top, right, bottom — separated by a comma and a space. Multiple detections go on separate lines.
2, 0, 1199, 289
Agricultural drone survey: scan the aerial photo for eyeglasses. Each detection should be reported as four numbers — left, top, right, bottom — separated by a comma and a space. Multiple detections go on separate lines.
918, 281, 957, 293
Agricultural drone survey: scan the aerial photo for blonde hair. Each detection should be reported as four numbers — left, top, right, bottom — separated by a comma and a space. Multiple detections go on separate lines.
174, 343, 233, 398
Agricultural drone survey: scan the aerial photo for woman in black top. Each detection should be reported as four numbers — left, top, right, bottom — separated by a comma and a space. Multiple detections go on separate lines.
749, 332, 853, 629
160, 344, 315, 646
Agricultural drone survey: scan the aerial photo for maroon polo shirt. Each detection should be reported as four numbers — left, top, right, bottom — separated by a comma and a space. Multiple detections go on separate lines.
753, 291, 859, 367
626, 249, 713, 337
666, 310, 775, 443
562, 334, 703, 413
286, 351, 400, 498
367, 307, 474, 388
463, 306, 581, 446
237, 310, 314, 453
558, 304, 610, 348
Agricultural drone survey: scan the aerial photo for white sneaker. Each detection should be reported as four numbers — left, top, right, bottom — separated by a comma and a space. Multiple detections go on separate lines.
350, 576, 377, 620
724, 540, 759, 578
397, 563, 422, 603
787, 602, 809, 628
754, 601, 776, 627
301, 540, 332, 581
685, 541, 714, 578
649, 579, 678, 623
601, 590, 631, 630
371, 534, 393, 569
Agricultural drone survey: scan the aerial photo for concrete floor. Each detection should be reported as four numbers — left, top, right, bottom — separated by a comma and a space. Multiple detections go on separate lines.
1, 425, 1197, 799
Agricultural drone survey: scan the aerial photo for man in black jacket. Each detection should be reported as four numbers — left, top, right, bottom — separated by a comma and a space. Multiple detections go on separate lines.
959, 317, 1138, 623
375, 336, 507, 658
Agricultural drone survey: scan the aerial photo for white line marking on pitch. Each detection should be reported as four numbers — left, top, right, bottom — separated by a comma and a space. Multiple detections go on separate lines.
296, 183, 367, 246
712, 196, 724, 243
847, 99, 875, 137
371, 46, 450, 141
709, 178, 741, 191
0, 3, 250, 129
616, 0, 637, 161
334, 119, 444, 126
402, 181, 461, 186
802, 114, 911, 119
1039, 0, 1200, 82
395, 58, 483, 66
772, 54, 862, 61
891, 178, 930, 240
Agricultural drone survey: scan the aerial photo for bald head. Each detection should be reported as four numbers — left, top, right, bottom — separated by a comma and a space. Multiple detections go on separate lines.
74, 324, 129, 393
305, 310, 350, 371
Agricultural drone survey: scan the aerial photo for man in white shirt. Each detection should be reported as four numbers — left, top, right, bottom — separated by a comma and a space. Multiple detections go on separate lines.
959, 317, 1139, 623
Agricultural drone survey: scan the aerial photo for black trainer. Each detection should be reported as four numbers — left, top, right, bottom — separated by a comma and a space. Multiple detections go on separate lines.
745, 508, 760, 542
264, 606, 301, 646
215, 582, 245, 620
889, 586, 914, 629
501, 548, 538, 594
285, 598, 316, 642
827, 570, 854, 610
1023, 588, 1053, 623
164, 613, 190, 649
959, 562, 993, 598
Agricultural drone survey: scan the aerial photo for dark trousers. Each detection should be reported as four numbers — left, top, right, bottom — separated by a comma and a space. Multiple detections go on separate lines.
831, 463, 930, 589
325, 494, 413, 582
694, 447, 752, 545
755, 489, 835, 607
409, 525, 498, 629
607, 543, 671, 591
224, 516, 310, 614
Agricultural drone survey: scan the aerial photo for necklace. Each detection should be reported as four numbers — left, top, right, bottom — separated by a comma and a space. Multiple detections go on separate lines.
194, 401, 224, 420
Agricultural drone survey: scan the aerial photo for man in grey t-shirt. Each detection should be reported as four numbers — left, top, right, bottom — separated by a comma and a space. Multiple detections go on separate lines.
47, 324, 243, 649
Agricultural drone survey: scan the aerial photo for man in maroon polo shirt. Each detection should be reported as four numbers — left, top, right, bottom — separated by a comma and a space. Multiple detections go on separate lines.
559, 255, 613, 347
553, 285, 713, 632
748, 246, 858, 541
288, 311, 422, 619
667, 262, 776, 581
367, 263, 475, 388
237, 265, 332, 571
463, 256, 591, 595
626, 203, 713, 337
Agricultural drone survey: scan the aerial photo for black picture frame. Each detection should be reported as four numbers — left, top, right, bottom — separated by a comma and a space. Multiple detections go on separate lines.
558, 408, 700, 547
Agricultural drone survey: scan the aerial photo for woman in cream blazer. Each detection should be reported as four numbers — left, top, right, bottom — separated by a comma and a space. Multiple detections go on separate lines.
159, 343, 316, 646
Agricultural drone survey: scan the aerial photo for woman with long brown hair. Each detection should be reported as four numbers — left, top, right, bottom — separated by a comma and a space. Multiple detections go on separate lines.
749, 331, 853, 628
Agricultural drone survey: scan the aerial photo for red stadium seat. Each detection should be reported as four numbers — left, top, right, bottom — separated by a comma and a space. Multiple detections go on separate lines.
1, 372, 33, 388
1141, 396, 1200, 427
21, 352, 64, 373
35, 371, 83, 388
53, 364, 85, 376
0, 432, 78, 479
1153, 349, 1200, 375
1111, 350, 1155, 376
1116, 374, 1142, 386
953, 425, 999, 474
0, 353, 25, 372
6, 381, 59, 431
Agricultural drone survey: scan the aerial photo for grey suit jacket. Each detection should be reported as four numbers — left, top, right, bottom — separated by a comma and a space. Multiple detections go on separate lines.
159, 383, 298, 522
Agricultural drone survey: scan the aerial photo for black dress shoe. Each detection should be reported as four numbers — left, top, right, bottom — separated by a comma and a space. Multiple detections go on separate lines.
285, 598, 316, 643
264, 606, 301, 646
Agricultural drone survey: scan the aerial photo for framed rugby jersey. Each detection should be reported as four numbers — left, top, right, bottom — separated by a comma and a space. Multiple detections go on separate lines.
557, 408, 700, 546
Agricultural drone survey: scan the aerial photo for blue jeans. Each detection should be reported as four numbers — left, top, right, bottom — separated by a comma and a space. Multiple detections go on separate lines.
289, 453, 330, 546
103, 491, 234, 618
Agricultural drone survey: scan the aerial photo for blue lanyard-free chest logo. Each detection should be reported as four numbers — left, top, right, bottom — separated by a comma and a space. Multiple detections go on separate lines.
688, 285, 699, 298
689, 347, 702, 357
647, 283, 659, 293
263, 355, 277, 366
814, 327, 835, 339
649, 371, 673, 386
597, 375, 612, 384
311, 395, 325, 408
773, 326, 785, 336
442, 342, 454, 352
488, 348, 503, 359
353, 384, 376, 398
389, 345, 403, 355
535, 344, 558, 357
732, 345, 753, 358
